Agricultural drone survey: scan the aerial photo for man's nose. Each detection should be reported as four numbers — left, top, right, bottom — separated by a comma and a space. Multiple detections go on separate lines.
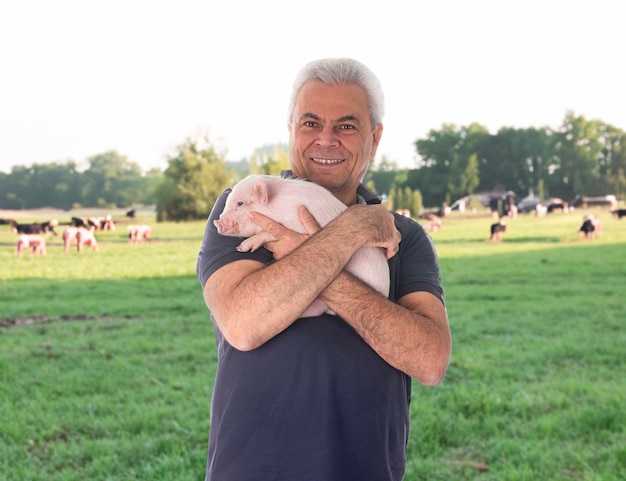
315, 127, 339, 148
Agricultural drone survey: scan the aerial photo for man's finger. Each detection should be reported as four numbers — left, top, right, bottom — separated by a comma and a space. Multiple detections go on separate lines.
384, 229, 402, 259
249, 212, 282, 236
297, 205, 321, 235
249, 211, 271, 228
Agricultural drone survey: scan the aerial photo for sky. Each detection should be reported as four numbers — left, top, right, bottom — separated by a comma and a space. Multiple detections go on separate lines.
1, 0, 625, 174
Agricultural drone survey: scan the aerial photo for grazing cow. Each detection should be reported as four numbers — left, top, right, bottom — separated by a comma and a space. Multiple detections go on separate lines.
490, 193, 517, 219
418, 212, 439, 221
489, 220, 507, 242
70, 216, 102, 229
612, 208, 626, 219
547, 198, 569, 213
76, 227, 99, 252
99, 215, 115, 231
579, 214, 602, 239
9, 219, 58, 236
419, 202, 450, 221
70, 216, 88, 228
422, 218, 443, 232
15, 234, 47, 257
87, 217, 101, 229
69, 216, 114, 230
535, 204, 548, 217
128, 225, 152, 244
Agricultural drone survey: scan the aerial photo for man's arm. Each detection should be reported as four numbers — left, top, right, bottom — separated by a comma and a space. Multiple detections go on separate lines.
249, 204, 451, 385
203, 204, 399, 351
319, 272, 451, 385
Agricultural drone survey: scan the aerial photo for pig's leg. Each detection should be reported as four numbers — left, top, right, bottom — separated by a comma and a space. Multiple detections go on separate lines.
300, 299, 326, 318
236, 231, 277, 252
300, 299, 336, 318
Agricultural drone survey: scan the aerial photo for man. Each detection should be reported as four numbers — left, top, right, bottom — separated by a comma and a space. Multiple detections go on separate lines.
197, 58, 451, 480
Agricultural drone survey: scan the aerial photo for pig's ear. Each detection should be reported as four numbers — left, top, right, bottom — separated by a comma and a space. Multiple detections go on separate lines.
253, 181, 269, 205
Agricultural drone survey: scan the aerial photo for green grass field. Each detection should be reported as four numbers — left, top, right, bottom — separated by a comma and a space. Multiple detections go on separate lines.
1, 208, 624, 480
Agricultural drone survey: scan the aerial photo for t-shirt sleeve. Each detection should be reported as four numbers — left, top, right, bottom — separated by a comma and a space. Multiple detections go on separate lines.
392, 214, 445, 305
196, 189, 274, 288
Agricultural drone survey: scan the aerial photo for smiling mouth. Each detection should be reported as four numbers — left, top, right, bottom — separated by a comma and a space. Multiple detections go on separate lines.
312, 157, 344, 165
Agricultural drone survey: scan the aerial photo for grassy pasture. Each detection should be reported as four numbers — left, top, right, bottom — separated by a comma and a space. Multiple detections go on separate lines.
1, 207, 624, 480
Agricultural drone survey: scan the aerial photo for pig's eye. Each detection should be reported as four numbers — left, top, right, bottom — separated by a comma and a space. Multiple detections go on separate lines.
236, 201, 244, 207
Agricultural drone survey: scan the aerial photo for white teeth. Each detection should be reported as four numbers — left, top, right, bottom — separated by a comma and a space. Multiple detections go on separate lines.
313, 158, 343, 165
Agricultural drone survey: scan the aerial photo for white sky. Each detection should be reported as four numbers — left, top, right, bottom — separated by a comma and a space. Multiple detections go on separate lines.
1, 0, 625, 174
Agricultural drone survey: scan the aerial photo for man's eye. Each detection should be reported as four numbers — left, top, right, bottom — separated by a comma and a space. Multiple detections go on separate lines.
304, 121, 317, 128
339, 124, 355, 130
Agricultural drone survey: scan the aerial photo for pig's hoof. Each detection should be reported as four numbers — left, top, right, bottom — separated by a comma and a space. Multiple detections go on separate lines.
236, 242, 252, 252
237, 239, 262, 252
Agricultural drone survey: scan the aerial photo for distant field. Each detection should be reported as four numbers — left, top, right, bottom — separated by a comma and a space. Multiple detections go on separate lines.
1, 206, 624, 480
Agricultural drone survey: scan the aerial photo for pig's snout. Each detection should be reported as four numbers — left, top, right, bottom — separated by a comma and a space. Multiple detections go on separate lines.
214, 218, 238, 235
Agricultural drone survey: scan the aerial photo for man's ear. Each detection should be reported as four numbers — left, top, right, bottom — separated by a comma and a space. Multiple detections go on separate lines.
253, 181, 269, 205
370, 124, 384, 158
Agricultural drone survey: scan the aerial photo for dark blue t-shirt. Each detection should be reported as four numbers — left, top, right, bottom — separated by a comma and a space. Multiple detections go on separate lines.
196, 182, 444, 481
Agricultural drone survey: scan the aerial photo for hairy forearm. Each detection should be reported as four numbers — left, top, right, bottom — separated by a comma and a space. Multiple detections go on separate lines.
319, 271, 451, 385
208, 215, 364, 350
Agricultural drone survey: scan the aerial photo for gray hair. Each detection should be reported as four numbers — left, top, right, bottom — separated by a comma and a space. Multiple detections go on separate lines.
287, 58, 385, 129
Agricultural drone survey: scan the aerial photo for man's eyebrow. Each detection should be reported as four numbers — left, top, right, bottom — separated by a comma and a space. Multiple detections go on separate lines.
299, 112, 321, 122
337, 115, 362, 126
298, 112, 363, 126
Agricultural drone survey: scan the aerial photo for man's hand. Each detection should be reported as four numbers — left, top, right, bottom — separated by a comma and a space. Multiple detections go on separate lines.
245, 204, 401, 260
343, 204, 401, 259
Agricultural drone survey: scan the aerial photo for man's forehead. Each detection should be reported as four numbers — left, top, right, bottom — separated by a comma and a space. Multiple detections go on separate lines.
294, 83, 369, 124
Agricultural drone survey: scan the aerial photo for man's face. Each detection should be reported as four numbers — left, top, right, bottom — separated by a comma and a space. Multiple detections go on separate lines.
288, 81, 383, 206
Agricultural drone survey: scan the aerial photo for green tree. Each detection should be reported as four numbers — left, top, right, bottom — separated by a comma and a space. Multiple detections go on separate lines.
392, 187, 404, 211
2, 166, 31, 208
459, 153, 480, 196
137, 168, 164, 206
607, 168, 626, 198
82, 150, 143, 207
410, 189, 423, 217
412, 123, 488, 206
402, 187, 412, 212
226, 159, 250, 179
262, 147, 290, 176
0, 172, 20, 209
385, 189, 395, 211
413, 123, 462, 206
156, 135, 231, 221
0, 158, 156, 210
448, 123, 489, 200
27, 161, 81, 210
479, 127, 555, 197
549, 112, 604, 199
365, 155, 401, 196
249, 144, 289, 176
597, 123, 626, 198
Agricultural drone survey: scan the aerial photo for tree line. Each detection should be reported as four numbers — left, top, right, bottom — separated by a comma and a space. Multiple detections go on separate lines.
367, 111, 626, 209
1, 111, 624, 221
0, 151, 162, 211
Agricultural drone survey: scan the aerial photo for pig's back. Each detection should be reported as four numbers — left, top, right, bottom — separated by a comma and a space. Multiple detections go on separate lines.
266, 176, 390, 297
265, 177, 347, 232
